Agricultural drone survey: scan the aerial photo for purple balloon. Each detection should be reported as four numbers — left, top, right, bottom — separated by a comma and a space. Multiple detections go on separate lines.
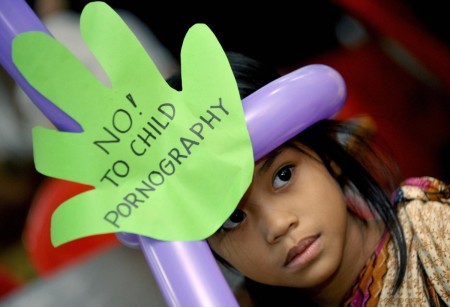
244, 64, 346, 161
0, 0, 81, 132
138, 237, 238, 306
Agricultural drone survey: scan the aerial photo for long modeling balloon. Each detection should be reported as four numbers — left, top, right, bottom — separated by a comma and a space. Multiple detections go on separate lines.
0, 0, 80, 132
0, 1, 346, 306
0, 1, 237, 306
244, 63, 345, 160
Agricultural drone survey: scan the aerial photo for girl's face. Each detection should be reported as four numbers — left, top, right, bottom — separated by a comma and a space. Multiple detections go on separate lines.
208, 144, 363, 289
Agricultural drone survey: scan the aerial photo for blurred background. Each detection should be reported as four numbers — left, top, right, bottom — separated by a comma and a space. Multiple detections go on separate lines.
0, 0, 449, 305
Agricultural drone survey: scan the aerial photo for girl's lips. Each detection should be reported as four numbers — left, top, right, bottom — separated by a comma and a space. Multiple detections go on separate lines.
284, 235, 320, 268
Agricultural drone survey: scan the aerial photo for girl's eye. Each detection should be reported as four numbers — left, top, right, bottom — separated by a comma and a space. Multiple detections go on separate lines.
221, 209, 246, 231
273, 165, 293, 189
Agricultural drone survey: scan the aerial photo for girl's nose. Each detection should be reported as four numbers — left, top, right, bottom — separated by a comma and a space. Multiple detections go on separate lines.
259, 207, 298, 244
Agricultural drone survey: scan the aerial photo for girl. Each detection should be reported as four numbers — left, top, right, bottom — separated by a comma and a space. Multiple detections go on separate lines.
168, 52, 450, 306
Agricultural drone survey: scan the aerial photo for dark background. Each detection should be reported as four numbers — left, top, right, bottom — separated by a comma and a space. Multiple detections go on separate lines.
27, 0, 449, 69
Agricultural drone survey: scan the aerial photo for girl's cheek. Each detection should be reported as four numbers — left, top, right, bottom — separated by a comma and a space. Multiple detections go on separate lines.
208, 233, 235, 254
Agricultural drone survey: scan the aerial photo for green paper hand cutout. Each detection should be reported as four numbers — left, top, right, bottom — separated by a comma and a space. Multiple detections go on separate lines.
12, 2, 254, 246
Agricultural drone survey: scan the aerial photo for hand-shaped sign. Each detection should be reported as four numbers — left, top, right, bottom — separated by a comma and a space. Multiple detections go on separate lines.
13, 2, 254, 246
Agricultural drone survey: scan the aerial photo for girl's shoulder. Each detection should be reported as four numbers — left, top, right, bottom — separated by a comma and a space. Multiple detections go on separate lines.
392, 176, 449, 206
384, 177, 450, 306
392, 176, 449, 237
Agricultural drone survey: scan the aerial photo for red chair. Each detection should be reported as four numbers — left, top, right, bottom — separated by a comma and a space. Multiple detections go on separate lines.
287, 0, 450, 179
0, 264, 22, 298
333, 0, 450, 90
23, 178, 119, 277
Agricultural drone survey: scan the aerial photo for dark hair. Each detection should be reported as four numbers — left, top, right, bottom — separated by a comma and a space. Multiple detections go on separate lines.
166, 52, 407, 306
165, 51, 280, 98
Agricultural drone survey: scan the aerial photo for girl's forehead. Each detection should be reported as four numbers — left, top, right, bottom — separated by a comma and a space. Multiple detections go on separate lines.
255, 146, 286, 170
